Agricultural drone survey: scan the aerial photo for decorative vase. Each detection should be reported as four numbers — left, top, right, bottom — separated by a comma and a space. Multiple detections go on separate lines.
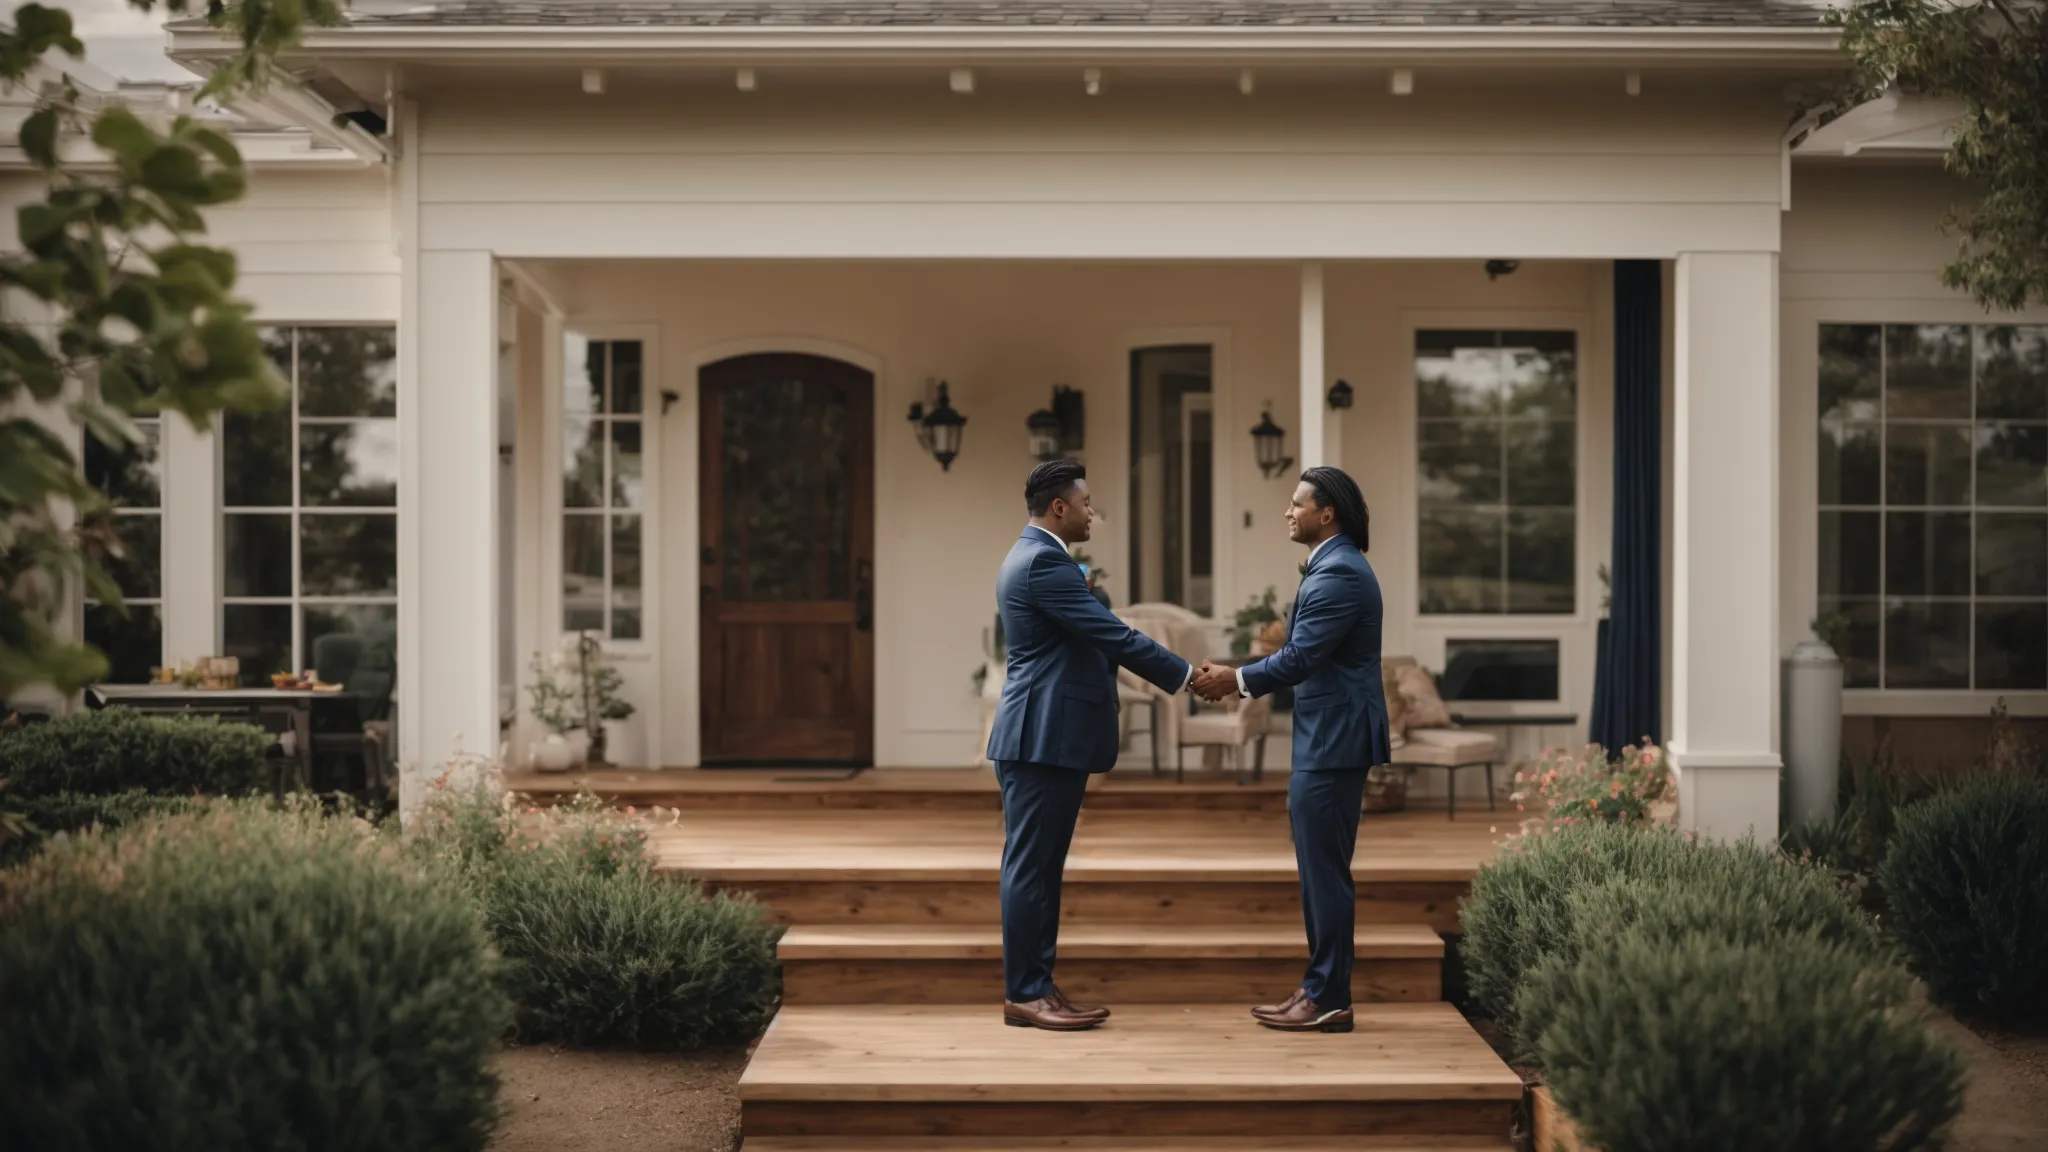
532, 732, 579, 772
602, 716, 644, 768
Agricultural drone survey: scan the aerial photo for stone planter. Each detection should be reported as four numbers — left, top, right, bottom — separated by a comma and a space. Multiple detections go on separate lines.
602, 716, 644, 768
1532, 1085, 1595, 1152
531, 730, 587, 773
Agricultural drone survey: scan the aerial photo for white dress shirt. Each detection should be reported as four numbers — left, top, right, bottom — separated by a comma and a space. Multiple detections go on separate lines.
1026, 523, 1193, 694
1235, 532, 1345, 697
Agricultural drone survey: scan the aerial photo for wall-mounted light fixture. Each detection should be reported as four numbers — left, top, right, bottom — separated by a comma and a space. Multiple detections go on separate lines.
1326, 379, 1354, 410
1026, 405, 1062, 462
1251, 405, 1293, 480
908, 380, 967, 471
1025, 385, 1086, 462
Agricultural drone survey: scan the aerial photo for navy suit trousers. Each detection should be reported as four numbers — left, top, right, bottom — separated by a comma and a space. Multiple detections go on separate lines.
1289, 767, 1369, 1010
994, 760, 1090, 1003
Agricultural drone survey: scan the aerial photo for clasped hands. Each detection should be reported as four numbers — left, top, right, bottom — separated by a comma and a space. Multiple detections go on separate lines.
1189, 661, 1238, 702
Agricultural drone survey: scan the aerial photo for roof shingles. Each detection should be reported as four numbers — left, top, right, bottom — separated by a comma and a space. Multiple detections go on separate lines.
353, 0, 1835, 29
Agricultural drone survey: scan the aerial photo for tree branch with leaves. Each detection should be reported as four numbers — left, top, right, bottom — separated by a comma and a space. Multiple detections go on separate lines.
1828, 0, 2048, 311
0, 0, 341, 699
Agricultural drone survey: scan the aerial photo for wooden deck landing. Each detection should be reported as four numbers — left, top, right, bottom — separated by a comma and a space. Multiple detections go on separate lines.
507, 766, 1297, 811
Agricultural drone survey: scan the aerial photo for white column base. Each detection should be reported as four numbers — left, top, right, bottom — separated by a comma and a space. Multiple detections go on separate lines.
1670, 748, 1781, 844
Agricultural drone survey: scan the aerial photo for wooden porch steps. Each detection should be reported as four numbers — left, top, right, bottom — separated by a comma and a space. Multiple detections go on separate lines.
745, 1131, 1515, 1139
737, 1003, 1524, 1139
778, 922, 1446, 1004
507, 766, 1291, 813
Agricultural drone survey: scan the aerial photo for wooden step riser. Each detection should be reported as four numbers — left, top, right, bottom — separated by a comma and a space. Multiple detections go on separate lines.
718, 880, 1469, 935
780, 957, 1443, 1005
742, 1100, 1516, 1139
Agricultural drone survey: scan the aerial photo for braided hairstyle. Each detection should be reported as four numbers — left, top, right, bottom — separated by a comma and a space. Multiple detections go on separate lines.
1300, 465, 1370, 553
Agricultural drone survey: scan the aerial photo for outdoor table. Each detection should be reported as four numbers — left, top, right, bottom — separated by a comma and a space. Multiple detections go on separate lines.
86, 684, 348, 791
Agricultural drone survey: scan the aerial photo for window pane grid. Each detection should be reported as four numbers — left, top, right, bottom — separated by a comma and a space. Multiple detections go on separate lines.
562, 338, 645, 642
222, 327, 399, 685
84, 412, 164, 682
1820, 323, 2048, 691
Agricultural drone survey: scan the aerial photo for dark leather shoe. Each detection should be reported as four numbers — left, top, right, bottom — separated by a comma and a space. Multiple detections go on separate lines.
1050, 986, 1110, 1020
1004, 997, 1101, 1031
1252, 987, 1307, 1019
1253, 995, 1354, 1033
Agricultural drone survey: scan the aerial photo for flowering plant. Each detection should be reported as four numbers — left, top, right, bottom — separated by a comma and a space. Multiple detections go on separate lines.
1510, 741, 1671, 829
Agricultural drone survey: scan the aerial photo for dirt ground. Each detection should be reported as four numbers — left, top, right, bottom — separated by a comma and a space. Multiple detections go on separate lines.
488, 1044, 747, 1152
1945, 1018, 2048, 1152
486, 1017, 2047, 1152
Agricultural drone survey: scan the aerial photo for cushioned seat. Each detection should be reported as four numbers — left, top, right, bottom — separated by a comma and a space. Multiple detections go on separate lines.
1396, 727, 1497, 767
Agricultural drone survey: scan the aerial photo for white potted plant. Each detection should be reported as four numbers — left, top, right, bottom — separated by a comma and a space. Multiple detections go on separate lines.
526, 647, 585, 771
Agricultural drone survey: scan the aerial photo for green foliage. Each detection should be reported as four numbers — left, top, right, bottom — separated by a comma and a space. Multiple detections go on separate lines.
1829, 0, 2048, 311
0, 787, 203, 866
0, 0, 343, 699
1880, 773, 2048, 1021
1458, 821, 1704, 1033
1229, 585, 1281, 655
1512, 858, 1884, 1062
0, 797, 508, 1150
1537, 932, 1965, 1152
0, 707, 271, 799
1509, 741, 1671, 829
408, 780, 780, 1049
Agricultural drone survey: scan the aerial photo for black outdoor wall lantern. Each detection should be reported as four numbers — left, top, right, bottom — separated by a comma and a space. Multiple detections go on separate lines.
1326, 378, 1354, 410
908, 380, 967, 471
1251, 405, 1293, 479
1026, 385, 1087, 462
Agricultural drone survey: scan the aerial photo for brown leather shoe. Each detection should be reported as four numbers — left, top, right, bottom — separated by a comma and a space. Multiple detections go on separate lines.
1253, 995, 1354, 1033
1004, 997, 1102, 1031
1252, 987, 1307, 1019
1050, 987, 1110, 1020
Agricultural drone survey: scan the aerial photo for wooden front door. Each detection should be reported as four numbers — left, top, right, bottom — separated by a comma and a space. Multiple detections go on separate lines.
699, 354, 874, 764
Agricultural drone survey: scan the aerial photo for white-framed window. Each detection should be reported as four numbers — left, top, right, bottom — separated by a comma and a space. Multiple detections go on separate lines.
1818, 323, 2048, 691
83, 415, 163, 682
1127, 344, 1215, 616
1415, 329, 1578, 615
561, 334, 644, 641
220, 326, 398, 692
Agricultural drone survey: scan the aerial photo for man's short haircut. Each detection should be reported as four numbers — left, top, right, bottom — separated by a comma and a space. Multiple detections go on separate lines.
1025, 458, 1087, 516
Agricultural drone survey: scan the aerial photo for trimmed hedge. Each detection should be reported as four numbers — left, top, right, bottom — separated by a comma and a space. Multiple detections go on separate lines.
0, 799, 508, 1151
1537, 931, 1965, 1152
1513, 860, 1884, 1063
1458, 821, 1705, 1034
0, 789, 204, 867
409, 783, 780, 1050
1880, 774, 2048, 1021
484, 846, 780, 1049
0, 708, 272, 799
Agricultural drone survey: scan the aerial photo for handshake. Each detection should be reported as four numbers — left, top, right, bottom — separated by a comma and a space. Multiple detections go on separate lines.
1188, 661, 1240, 702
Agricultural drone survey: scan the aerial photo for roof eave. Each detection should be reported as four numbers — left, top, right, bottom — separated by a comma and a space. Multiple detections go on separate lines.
164, 23, 1846, 68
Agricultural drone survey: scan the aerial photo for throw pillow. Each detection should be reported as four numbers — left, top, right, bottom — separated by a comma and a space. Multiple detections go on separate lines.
1395, 664, 1454, 729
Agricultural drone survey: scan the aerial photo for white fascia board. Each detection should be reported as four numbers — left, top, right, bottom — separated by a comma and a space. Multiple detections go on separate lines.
0, 131, 372, 171
234, 78, 390, 165
1795, 92, 1963, 158
165, 24, 1846, 67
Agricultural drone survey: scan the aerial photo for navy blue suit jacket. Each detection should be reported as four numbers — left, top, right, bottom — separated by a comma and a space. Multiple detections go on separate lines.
1239, 535, 1392, 773
986, 528, 1191, 774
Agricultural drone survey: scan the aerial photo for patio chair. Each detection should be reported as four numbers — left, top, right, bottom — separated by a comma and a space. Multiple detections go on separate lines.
1176, 694, 1271, 785
1380, 656, 1499, 819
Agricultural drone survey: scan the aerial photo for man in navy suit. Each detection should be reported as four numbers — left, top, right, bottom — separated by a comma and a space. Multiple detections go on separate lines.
1193, 465, 1390, 1033
988, 458, 1194, 1031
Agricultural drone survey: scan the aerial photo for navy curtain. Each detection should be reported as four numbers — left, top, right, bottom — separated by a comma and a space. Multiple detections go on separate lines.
1591, 260, 1663, 752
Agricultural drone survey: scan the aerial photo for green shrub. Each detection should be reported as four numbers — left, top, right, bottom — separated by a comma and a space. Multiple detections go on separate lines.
1513, 858, 1883, 1062
0, 798, 508, 1151
1880, 773, 2048, 1021
484, 847, 779, 1049
0, 788, 205, 867
1537, 930, 1964, 1152
1459, 821, 1705, 1032
0, 708, 273, 800
409, 778, 779, 1049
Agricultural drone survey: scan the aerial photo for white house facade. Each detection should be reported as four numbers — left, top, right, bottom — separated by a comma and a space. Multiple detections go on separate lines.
6, 1, 2047, 842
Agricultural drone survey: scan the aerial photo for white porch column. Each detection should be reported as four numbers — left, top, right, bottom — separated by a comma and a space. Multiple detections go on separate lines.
159, 414, 219, 667
1299, 262, 1329, 470
398, 249, 500, 807
1670, 251, 1781, 842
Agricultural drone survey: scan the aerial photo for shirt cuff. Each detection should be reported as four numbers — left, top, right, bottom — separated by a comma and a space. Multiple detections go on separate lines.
1180, 664, 1194, 694
1235, 668, 1249, 698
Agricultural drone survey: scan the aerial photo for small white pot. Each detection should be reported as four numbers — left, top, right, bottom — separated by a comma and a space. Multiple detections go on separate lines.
602, 716, 644, 768
531, 730, 586, 773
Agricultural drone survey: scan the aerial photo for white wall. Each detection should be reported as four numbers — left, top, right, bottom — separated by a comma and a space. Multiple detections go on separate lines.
541, 258, 1612, 770
1780, 164, 2048, 718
